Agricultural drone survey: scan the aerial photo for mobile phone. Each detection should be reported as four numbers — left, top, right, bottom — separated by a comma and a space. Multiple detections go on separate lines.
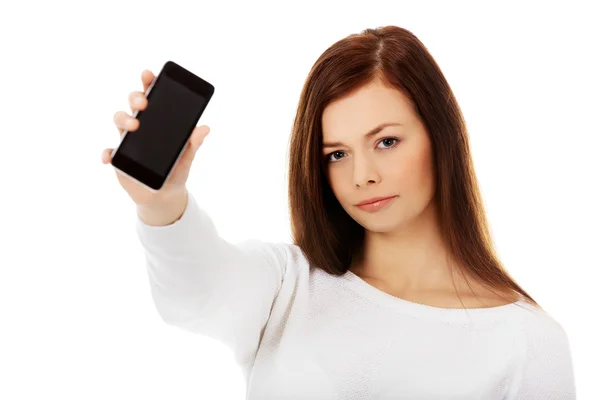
111, 61, 214, 191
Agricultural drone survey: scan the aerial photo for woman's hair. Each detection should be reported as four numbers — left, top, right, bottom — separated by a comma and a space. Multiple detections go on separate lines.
287, 25, 539, 309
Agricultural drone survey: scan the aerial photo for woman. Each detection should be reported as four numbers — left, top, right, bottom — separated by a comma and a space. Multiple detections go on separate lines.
103, 26, 575, 399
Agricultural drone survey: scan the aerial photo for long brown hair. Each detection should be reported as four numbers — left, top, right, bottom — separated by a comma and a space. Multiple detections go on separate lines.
287, 25, 539, 309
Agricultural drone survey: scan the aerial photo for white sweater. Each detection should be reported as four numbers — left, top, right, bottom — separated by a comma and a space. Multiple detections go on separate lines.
136, 191, 576, 399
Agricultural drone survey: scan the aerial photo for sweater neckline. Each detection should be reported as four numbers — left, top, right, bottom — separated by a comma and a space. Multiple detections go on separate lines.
341, 270, 527, 320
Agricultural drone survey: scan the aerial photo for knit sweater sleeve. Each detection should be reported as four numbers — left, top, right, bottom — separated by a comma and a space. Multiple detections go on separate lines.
510, 309, 576, 399
135, 191, 289, 369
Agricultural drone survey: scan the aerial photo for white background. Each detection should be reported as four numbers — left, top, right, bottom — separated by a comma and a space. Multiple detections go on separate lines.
1, 1, 598, 398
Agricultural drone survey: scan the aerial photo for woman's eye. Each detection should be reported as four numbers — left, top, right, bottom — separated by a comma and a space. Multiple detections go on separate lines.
328, 151, 345, 162
378, 138, 399, 148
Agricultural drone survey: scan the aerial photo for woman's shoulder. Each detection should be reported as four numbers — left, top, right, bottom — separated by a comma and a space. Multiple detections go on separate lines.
506, 301, 575, 397
512, 300, 569, 337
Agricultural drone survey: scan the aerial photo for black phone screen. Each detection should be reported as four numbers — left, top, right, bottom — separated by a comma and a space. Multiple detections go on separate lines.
111, 61, 213, 190
118, 75, 207, 178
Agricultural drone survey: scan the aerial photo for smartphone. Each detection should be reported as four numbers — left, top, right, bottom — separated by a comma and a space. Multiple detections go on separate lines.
111, 61, 214, 191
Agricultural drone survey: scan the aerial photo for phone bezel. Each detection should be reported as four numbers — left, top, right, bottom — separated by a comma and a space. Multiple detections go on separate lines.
110, 61, 214, 191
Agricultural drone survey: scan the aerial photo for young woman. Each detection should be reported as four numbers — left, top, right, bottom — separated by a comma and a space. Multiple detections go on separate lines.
103, 25, 575, 399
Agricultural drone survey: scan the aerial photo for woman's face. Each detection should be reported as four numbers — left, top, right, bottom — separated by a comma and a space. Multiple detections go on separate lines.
321, 78, 436, 234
